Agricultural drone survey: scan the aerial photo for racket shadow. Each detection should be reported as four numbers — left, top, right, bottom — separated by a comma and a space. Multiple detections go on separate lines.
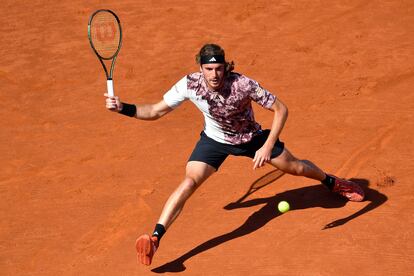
152, 177, 386, 273
230, 169, 285, 206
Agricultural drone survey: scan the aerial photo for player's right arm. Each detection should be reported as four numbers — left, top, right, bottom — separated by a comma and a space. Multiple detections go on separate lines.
104, 75, 188, 120
134, 100, 173, 120
105, 93, 173, 120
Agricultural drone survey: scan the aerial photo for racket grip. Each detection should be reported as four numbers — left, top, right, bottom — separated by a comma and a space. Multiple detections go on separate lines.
107, 79, 114, 97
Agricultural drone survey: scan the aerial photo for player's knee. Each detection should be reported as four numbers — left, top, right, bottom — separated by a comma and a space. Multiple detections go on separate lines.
291, 161, 305, 176
180, 176, 198, 193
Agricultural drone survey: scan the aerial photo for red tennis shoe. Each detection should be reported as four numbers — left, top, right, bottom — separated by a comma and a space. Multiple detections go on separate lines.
136, 234, 159, 266
330, 175, 365, 202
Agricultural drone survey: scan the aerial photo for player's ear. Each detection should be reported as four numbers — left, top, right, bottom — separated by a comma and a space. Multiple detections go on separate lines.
199, 65, 203, 72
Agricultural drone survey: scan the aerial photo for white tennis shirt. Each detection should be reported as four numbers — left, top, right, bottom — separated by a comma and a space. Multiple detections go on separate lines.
163, 72, 276, 145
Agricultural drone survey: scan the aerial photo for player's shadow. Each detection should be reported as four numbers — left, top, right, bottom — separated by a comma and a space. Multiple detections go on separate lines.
152, 170, 387, 273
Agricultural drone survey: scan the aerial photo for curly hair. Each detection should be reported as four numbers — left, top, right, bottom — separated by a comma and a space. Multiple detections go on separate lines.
195, 43, 235, 74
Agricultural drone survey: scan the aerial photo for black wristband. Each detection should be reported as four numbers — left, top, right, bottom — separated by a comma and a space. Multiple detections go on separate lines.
119, 102, 137, 117
152, 223, 166, 241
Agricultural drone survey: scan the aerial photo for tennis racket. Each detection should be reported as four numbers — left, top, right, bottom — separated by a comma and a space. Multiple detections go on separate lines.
88, 9, 122, 97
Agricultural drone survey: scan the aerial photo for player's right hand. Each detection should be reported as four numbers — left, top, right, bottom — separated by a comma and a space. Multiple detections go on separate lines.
104, 93, 122, 112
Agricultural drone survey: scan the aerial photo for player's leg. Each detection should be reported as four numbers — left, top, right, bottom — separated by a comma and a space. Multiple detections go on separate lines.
269, 147, 364, 201
136, 131, 230, 266
136, 161, 216, 266
158, 161, 216, 229
269, 147, 325, 180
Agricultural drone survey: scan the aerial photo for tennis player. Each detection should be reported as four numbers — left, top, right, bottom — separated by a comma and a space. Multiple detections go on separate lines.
105, 44, 365, 266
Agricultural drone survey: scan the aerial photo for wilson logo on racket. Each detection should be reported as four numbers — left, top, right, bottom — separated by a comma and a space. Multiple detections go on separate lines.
94, 22, 117, 42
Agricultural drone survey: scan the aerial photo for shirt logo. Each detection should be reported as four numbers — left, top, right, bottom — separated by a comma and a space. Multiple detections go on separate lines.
209, 57, 217, 62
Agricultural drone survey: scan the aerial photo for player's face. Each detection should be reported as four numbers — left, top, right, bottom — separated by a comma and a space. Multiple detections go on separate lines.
201, 63, 225, 91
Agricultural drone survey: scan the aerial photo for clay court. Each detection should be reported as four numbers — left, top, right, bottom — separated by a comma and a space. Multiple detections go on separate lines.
1, 0, 413, 275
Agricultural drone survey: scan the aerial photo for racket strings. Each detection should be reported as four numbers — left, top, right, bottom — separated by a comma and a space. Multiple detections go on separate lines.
90, 11, 121, 59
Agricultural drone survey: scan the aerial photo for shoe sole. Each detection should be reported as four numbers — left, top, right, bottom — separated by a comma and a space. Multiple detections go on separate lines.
136, 234, 153, 266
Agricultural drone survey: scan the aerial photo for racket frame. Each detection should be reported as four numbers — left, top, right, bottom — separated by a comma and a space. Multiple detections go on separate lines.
87, 9, 122, 96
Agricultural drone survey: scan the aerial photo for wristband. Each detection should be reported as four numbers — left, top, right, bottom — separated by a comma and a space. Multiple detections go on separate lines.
119, 102, 137, 117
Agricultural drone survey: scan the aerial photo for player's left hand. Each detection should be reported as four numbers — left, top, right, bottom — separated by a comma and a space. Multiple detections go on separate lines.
253, 144, 273, 169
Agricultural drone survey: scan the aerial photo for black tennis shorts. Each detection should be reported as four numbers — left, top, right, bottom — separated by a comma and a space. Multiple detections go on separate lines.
188, 129, 285, 170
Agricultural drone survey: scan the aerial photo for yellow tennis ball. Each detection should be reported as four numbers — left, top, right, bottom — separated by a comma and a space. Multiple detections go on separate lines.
278, 201, 290, 213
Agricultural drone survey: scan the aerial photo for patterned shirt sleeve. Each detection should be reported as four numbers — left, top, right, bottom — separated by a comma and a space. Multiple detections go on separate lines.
163, 76, 188, 109
248, 79, 276, 109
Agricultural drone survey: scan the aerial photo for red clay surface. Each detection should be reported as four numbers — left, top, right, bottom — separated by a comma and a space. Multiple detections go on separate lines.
1, 1, 413, 275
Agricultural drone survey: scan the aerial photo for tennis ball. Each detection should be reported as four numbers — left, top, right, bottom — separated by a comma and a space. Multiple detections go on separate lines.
278, 201, 290, 213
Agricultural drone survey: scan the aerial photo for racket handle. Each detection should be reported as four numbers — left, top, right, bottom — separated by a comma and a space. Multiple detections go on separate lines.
107, 79, 114, 97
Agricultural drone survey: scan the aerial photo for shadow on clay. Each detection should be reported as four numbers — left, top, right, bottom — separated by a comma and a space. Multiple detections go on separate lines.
152, 170, 387, 273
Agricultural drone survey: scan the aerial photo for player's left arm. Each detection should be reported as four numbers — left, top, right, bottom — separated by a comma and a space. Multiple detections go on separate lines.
253, 97, 288, 169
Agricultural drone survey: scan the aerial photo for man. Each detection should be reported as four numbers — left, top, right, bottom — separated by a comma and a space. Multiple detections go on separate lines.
104, 44, 364, 266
